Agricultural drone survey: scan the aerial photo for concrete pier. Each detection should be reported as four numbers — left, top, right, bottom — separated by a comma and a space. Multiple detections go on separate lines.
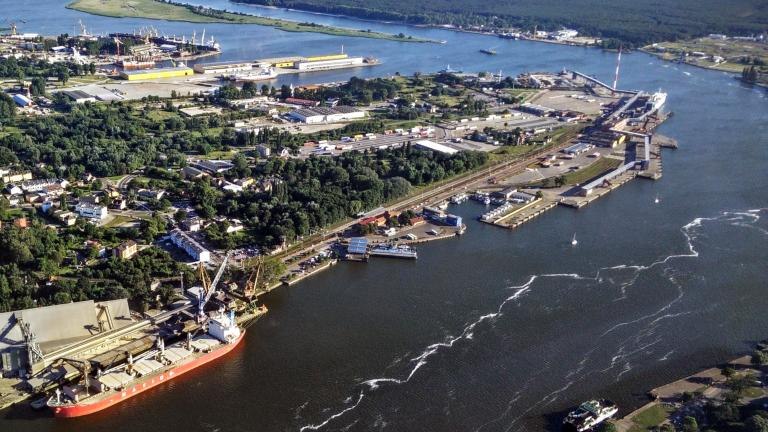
559, 171, 638, 208
490, 197, 559, 229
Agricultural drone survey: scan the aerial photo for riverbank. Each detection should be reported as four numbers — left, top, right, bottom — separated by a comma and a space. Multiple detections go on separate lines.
615, 350, 768, 432
640, 37, 768, 83
66, 0, 435, 43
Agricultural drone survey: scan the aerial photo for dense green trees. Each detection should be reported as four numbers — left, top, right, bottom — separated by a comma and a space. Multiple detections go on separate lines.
0, 93, 16, 123
243, 0, 768, 45
0, 56, 92, 81
204, 146, 487, 247
0, 102, 237, 177
0, 217, 194, 312
742, 66, 762, 84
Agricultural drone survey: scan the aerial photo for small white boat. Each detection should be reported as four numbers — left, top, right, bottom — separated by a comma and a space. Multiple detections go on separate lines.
571, 233, 578, 246
563, 399, 618, 432
654, 194, 660, 204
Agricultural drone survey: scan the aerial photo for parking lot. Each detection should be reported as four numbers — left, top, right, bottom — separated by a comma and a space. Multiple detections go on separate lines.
296, 109, 571, 159
494, 146, 616, 187
529, 89, 618, 115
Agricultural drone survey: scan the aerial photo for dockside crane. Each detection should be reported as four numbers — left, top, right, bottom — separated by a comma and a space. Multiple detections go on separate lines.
243, 257, 263, 299
48, 357, 92, 401
612, 45, 622, 95
197, 252, 231, 321
113, 37, 123, 58
15, 314, 45, 369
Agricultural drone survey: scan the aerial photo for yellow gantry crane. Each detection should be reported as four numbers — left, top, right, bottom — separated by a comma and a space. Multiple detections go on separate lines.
243, 257, 263, 299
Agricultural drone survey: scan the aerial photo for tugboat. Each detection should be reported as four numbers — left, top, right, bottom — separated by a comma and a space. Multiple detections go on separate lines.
479, 48, 497, 55
563, 399, 618, 432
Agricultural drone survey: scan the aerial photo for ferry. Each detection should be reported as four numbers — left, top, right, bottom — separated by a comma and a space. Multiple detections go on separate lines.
228, 67, 278, 82
563, 399, 618, 432
47, 310, 244, 418
369, 244, 418, 259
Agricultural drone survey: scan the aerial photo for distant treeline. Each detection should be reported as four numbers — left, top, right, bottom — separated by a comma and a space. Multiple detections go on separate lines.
240, 0, 768, 45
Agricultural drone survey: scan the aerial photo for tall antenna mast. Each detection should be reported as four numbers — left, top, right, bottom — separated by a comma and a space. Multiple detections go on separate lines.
612, 45, 622, 93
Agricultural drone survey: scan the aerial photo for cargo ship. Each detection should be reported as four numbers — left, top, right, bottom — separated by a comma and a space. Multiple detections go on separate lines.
47, 255, 245, 418
47, 310, 244, 417
228, 67, 278, 82
369, 244, 418, 259
118, 59, 156, 70
562, 399, 618, 432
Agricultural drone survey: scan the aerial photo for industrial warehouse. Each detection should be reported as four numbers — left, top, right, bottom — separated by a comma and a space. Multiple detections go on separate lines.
118, 53, 375, 81
119, 65, 194, 81
286, 106, 366, 124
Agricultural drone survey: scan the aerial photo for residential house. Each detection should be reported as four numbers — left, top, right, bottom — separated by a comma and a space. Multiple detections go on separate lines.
181, 166, 205, 180
113, 240, 138, 260
53, 210, 77, 226
75, 201, 108, 220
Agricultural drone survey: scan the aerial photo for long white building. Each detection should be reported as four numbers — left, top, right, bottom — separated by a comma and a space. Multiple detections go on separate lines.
75, 202, 108, 220
287, 106, 366, 124
170, 229, 211, 263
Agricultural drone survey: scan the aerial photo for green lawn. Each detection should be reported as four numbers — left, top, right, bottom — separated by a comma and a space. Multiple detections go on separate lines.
199, 150, 235, 160
67, 0, 434, 42
145, 110, 181, 122
0, 126, 20, 139
103, 214, 134, 228
562, 157, 622, 185
628, 404, 674, 432
491, 144, 540, 160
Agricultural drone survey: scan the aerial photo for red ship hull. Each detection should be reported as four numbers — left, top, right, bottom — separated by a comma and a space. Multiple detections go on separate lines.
50, 331, 245, 418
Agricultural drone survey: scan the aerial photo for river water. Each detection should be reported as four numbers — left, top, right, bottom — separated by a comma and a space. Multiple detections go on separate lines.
3, 2, 768, 431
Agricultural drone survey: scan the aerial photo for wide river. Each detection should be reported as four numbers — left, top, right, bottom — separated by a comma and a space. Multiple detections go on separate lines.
4, 2, 768, 431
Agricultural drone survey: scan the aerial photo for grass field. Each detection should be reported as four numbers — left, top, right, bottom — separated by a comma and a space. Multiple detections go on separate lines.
562, 157, 622, 185
144, 110, 181, 122
67, 0, 433, 42
627, 404, 674, 432
103, 214, 134, 228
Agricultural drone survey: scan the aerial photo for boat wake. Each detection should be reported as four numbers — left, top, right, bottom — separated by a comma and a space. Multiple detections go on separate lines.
298, 208, 767, 431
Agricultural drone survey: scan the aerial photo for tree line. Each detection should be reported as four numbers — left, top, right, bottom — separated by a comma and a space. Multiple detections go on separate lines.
189, 145, 487, 248
242, 0, 768, 46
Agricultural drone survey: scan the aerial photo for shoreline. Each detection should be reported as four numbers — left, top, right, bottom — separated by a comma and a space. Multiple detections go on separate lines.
614, 351, 761, 431
229, 2, 610, 49
639, 48, 768, 88
66, 0, 437, 43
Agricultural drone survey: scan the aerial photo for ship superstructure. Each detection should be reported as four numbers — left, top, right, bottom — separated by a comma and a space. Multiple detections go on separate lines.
47, 254, 250, 418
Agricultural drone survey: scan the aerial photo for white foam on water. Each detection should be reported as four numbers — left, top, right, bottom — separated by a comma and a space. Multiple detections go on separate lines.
298, 208, 767, 431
